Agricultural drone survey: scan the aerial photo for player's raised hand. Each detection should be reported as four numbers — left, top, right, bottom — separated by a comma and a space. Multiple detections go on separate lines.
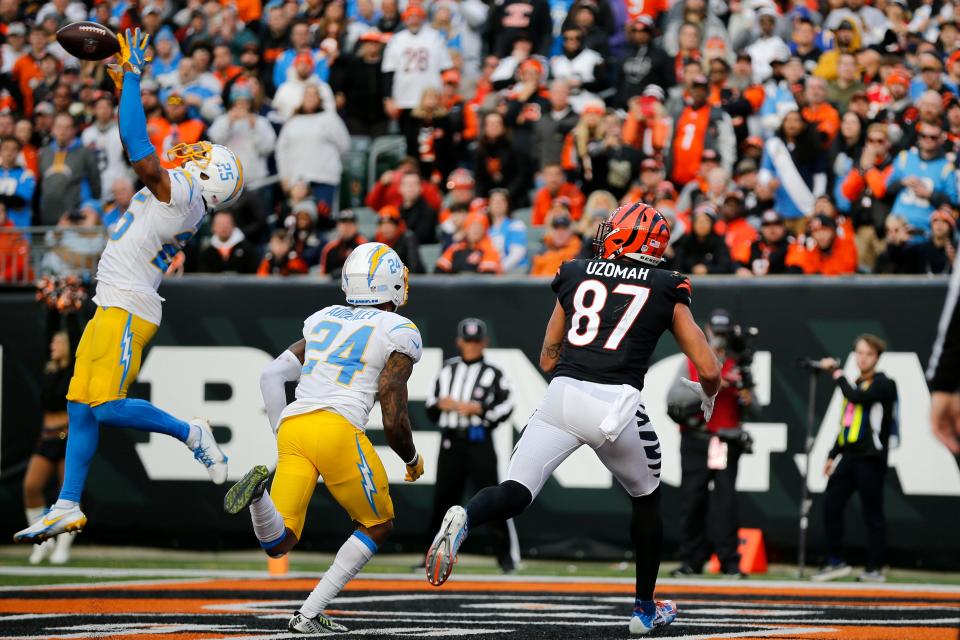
117, 28, 153, 76
404, 452, 424, 482
680, 378, 718, 422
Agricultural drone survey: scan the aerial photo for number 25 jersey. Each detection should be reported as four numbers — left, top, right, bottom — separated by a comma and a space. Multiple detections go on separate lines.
94, 170, 205, 325
281, 305, 424, 430
551, 259, 692, 392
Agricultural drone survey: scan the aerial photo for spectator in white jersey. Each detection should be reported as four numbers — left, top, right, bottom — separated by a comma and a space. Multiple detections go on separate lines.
381, 3, 453, 127
80, 95, 128, 203
424, 318, 517, 573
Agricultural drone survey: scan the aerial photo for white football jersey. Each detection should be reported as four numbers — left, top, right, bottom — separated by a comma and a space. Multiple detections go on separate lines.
381, 26, 453, 109
81, 122, 131, 201
93, 169, 206, 325
282, 305, 423, 429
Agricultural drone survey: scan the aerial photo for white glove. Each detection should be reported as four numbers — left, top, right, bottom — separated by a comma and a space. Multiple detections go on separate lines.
680, 378, 718, 422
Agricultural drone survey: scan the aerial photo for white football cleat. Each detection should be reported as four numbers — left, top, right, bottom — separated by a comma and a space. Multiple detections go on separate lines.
188, 418, 228, 484
28, 538, 56, 564
425, 505, 468, 587
14, 504, 86, 544
288, 610, 347, 634
629, 600, 678, 635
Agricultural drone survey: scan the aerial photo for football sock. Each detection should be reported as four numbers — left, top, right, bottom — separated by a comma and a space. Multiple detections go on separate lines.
58, 401, 100, 503
92, 399, 190, 442
631, 487, 663, 602
300, 531, 376, 618
185, 424, 202, 448
465, 480, 532, 529
635, 599, 656, 616
249, 490, 286, 550
25, 507, 44, 524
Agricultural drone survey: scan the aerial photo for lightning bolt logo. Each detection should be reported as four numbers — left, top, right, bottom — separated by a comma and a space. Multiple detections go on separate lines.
356, 435, 379, 516
118, 314, 134, 392
367, 245, 390, 287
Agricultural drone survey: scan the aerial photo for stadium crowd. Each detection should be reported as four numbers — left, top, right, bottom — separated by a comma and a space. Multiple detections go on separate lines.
0, 0, 959, 279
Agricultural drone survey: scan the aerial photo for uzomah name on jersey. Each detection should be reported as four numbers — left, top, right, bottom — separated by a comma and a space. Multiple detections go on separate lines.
585, 262, 651, 280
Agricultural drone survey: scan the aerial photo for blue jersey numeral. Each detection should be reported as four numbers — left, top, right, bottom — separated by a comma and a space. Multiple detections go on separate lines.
302, 322, 373, 386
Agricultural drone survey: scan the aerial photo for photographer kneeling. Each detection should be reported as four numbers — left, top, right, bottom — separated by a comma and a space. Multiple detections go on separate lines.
812, 335, 899, 583
670, 309, 757, 578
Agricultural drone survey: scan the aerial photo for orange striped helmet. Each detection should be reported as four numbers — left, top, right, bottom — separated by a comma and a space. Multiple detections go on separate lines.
593, 201, 670, 265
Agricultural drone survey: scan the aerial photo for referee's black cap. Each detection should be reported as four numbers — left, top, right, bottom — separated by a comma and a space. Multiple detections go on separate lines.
458, 318, 487, 342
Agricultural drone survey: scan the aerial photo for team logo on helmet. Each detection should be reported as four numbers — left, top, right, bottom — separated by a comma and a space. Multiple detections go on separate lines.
594, 202, 671, 265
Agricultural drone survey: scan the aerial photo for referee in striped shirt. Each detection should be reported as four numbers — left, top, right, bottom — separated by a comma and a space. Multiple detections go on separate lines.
425, 318, 517, 572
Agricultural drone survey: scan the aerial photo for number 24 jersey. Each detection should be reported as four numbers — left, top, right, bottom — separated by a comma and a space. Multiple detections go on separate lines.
551, 259, 692, 392
281, 305, 424, 430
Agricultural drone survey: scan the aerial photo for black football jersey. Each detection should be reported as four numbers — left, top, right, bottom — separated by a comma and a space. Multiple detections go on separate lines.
550, 259, 692, 391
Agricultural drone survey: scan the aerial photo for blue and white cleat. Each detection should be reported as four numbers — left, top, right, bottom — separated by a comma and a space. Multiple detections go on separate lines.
189, 418, 228, 484
425, 505, 468, 587
629, 600, 678, 635
13, 504, 87, 544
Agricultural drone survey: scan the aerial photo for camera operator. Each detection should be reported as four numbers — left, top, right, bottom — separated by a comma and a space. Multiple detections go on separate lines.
812, 335, 899, 583
671, 309, 758, 578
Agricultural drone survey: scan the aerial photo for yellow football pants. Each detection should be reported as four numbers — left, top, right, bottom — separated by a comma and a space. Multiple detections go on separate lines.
66, 306, 158, 406
272, 410, 394, 537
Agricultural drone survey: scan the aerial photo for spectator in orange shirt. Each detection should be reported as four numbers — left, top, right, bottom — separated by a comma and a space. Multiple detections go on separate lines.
786, 213, 857, 275
531, 163, 585, 225
11, 26, 49, 117
801, 77, 840, 147
148, 91, 207, 169
530, 210, 583, 276
436, 212, 501, 274
257, 229, 309, 276
717, 191, 757, 265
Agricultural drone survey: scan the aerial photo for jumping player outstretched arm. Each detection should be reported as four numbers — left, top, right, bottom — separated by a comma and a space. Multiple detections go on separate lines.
379, 352, 424, 482
540, 302, 565, 372
672, 303, 722, 419
111, 28, 171, 203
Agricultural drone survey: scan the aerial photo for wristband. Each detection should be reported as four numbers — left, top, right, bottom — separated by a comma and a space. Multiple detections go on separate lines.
405, 452, 420, 466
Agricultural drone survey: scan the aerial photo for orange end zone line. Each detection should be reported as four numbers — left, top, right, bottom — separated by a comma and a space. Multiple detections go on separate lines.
71, 577, 960, 602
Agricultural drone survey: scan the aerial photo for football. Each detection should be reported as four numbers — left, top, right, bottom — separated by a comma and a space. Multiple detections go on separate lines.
56, 21, 120, 61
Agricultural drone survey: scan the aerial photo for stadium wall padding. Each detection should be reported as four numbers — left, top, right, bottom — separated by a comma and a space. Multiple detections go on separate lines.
2, 276, 958, 570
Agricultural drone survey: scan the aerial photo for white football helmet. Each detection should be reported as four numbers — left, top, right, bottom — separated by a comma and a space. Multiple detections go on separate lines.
169, 141, 244, 210
341, 242, 409, 309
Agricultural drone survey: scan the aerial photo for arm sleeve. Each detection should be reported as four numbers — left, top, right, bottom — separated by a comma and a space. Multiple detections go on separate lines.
259, 350, 302, 433
119, 73, 155, 163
